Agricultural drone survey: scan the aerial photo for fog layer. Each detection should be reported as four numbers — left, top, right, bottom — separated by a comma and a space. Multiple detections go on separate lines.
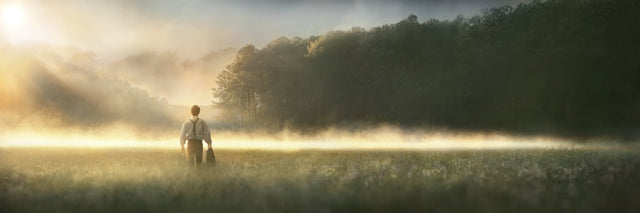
0, 44, 177, 136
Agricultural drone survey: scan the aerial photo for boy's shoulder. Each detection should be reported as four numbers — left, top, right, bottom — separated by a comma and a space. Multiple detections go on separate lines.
184, 118, 207, 124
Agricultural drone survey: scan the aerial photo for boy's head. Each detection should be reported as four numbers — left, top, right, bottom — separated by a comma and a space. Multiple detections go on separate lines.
191, 105, 200, 116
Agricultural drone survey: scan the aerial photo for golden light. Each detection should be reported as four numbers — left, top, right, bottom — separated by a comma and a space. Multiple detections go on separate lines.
0, 129, 576, 151
2, 3, 26, 28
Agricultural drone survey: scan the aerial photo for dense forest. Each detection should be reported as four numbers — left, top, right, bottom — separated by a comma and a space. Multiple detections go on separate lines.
213, 0, 640, 139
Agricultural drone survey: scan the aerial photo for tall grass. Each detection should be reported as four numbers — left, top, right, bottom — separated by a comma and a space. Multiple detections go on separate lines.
1, 147, 639, 212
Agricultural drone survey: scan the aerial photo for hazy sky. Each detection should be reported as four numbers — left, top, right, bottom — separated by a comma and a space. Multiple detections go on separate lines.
1, 0, 528, 60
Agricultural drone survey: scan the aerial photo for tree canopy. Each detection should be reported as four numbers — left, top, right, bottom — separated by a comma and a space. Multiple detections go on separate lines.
213, 0, 640, 139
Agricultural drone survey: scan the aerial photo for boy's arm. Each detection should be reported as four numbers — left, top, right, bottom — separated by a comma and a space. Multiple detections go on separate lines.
204, 121, 212, 148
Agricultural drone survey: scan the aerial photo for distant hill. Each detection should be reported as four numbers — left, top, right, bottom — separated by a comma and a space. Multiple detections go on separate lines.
109, 48, 237, 105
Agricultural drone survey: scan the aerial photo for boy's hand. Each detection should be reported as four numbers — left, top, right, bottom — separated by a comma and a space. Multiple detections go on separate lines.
181, 145, 185, 153
208, 143, 213, 149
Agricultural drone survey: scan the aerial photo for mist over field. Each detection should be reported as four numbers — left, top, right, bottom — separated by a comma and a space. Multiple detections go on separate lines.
0, 42, 233, 139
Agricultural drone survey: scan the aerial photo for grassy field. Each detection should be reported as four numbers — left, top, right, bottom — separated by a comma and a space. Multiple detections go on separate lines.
1, 147, 639, 213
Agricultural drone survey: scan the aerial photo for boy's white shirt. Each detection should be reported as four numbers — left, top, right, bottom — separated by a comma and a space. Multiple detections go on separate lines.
179, 115, 212, 146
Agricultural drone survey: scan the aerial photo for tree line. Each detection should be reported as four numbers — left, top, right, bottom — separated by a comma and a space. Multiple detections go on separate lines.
213, 0, 640, 139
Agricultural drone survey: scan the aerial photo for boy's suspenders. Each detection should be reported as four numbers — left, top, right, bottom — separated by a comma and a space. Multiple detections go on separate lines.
190, 118, 199, 140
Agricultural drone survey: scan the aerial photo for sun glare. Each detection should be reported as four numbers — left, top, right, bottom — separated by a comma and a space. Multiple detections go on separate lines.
2, 3, 25, 28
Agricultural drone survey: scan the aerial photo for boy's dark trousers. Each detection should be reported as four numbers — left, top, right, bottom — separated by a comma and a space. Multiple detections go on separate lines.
187, 139, 203, 165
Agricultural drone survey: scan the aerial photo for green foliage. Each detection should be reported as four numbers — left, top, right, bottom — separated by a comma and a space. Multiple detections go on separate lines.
2, 147, 640, 212
213, 0, 640, 139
